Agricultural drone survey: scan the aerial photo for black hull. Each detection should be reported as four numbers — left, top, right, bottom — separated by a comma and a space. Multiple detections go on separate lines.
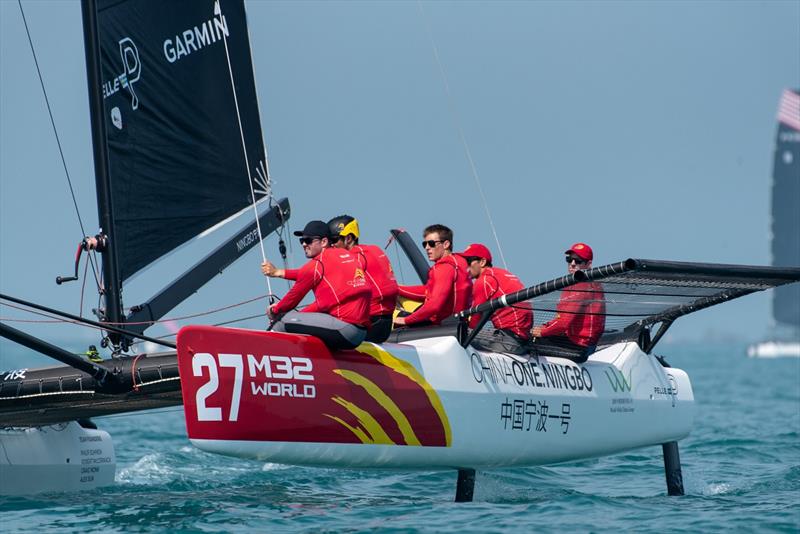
0, 352, 181, 427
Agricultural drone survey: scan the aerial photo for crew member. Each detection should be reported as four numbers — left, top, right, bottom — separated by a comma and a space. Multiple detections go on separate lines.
532, 242, 605, 362
458, 243, 532, 355
261, 220, 371, 350
394, 224, 472, 327
326, 215, 398, 343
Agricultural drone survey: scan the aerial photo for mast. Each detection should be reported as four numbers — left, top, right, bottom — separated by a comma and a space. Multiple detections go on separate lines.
770, 89, 800, 332
81, 0, 124, 347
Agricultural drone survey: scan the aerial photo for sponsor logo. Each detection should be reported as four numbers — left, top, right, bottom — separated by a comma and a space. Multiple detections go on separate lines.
235, 228, 259, 253
653, 373, 678, 407
610, 397, 634, 413
779, 131, 800, 143
501, 398, 572, 434
348, 267, 367, 288
247, 354, 316, 399
3, 369, 27, 381
102, 38, 141, 111
653, 373, 678, 396
163, 3, 229, 64
192, 352, 316, 422
604, 367, 632, 393
470, 352, 593, 392
111, 107, 123, 130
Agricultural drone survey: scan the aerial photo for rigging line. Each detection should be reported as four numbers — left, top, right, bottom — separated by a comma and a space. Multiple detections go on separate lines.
120, 294, 271, 326
128, 311, 268, 347
416, 1, 508, 270
217, 2, 273, 299
2, 302, 112, 332
3, 290, 271, 329
79, 251, 90, 316
393, 240, 407, 285
17, 0, 101, 291
417, 0, 508, 269
0, 317, 63, 324
0, 301, 176, 348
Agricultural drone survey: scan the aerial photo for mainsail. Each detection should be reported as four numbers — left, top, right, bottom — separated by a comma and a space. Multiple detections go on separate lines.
770, 89, 800, 330
97, 0, 269, 282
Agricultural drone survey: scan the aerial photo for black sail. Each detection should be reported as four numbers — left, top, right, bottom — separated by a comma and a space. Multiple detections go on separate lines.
771, 89, 800, 329
97, 0, 268, 281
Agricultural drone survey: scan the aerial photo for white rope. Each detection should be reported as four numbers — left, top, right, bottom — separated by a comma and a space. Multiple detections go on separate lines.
217, 0, 272, 296
416, 1, 508, 270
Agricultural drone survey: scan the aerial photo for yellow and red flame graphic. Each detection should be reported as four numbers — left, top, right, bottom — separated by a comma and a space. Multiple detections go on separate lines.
323, 343, 451, 446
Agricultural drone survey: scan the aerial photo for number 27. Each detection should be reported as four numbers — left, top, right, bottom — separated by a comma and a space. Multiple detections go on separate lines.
192, 353, 242, 422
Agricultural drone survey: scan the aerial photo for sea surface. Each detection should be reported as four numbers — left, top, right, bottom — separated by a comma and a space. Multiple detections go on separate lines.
0, 342, 798, 533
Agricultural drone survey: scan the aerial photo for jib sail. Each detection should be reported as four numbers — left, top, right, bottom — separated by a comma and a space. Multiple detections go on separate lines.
96, 0, 268, 281
771, 89, 800, 329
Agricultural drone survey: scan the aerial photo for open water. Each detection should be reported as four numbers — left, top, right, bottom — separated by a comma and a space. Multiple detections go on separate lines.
1, 342, 798, 532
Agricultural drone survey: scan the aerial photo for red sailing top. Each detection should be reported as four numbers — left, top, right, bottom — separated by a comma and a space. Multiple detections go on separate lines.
352, 244, 399, 316
469, 267, 533, 339
272, 248, 371, 327
539, 281, 606, 347
398, 254, 472, 325
286, 244, 398, 317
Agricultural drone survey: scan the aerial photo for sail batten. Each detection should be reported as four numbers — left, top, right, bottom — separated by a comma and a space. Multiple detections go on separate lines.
97, 0, 268, 282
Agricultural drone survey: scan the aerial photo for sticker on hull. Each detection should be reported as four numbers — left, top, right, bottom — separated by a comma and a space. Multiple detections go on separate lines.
177, 326, 451, 447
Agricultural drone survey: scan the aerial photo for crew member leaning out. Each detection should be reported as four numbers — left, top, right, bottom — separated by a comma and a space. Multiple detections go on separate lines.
326, 215, 399, 343
394, 224, 472, 327
261, 220, 371, 350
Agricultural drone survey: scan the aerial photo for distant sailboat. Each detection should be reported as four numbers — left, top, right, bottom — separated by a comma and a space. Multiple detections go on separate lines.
749, 89, 800, 358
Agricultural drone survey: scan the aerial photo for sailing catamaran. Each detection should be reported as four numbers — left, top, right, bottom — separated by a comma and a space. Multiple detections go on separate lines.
748, 89, 800, 358
1, 0, 799, 500
1, 0, 290, 494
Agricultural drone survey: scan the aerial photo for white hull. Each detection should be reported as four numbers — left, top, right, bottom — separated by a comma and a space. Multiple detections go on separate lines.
0, 422, 116, 495
747, 340, 800, 358
189, 339, 694, 469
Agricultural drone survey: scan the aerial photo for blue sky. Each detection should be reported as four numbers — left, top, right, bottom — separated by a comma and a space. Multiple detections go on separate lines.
1, 0, 798, 356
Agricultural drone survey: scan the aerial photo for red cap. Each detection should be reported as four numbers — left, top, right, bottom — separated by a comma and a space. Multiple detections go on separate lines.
457, 243, 493, 263
565, 242, 593, 261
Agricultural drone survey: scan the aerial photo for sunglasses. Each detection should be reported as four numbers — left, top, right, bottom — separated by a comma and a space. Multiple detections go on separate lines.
330, 235, 343, 243
299, 236, 321, 246
422, 239, 444, 249
464, 256, 481, 264
565, 255, 588, 265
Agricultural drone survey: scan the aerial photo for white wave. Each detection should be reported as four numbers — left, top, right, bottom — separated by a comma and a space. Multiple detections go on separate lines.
117, 453, 175, 484
703, 482, 732, 495
262, 462, 291, 471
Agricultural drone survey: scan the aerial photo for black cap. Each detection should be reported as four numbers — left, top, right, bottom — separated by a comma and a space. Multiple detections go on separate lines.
293, 220, 331, 239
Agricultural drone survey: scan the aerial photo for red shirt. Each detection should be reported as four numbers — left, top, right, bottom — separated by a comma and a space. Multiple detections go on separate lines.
286, 244, 398, 317
469, 267, 532, 340
398, 254, 472, 325
352, 244, 399, 316
540, 281, 605, 347
272, 248, 371, 327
